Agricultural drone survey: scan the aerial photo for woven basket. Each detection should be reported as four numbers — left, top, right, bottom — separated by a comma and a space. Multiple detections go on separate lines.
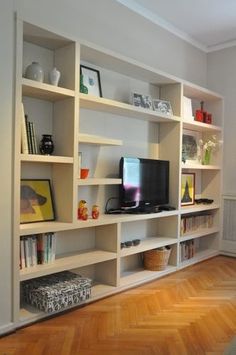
143, 248, 171, 271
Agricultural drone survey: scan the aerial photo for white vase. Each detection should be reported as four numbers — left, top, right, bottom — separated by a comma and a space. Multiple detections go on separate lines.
25, 61, 44, 82
49, 67, 61, 86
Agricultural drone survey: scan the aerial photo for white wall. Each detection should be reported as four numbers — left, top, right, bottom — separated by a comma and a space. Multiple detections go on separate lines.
0, 0, 207, 333
16, 0, 207, 86
207, 47, 236, 194
0, 0, 14, 332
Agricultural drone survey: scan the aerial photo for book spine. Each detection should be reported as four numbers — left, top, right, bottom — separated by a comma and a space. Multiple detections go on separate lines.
37, 234, 43, 264
25, 116, 33, 154
29, 122, 35, 154
31, 122, 38, 154
20, 237, 26, 269
24, 237, 30, 268
21, 103, 29, 154
31, 235, 37, 266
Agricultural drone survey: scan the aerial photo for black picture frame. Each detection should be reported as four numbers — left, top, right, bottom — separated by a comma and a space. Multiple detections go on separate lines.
20, 179, 55, 224
80, 65, 102, 97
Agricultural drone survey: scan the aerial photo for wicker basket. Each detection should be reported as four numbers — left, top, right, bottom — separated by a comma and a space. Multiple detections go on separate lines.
143, 248, 171, 271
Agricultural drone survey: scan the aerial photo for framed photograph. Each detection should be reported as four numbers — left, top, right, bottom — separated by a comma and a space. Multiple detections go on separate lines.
80, 65, 102, 97
182, 129, 201, 164
153, 99, 173, 115
181, 173, 195, 206
132, 92, 153, 110
20, 179, 55, 224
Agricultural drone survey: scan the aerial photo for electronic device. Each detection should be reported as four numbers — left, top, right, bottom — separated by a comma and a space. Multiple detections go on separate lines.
119, 157, 169, 213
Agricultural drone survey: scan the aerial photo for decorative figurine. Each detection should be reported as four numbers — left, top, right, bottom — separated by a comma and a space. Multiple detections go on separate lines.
78, 200, 87, 220
92, 205, 99, 219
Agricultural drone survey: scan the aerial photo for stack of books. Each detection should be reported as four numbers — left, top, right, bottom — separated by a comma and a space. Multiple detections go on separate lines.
20, 233, 56, 269
180, 212, 213, 236
21, 103, 38, 154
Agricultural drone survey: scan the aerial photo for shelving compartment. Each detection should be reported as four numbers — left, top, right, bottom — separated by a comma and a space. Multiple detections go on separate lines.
182, 82, 223, 128
181, 168, 222, 207
80, 43, 182, 118
19, 223, 119, 322
22, 93, 76, 159
180, 208, 220, 241
179, 233, 219, 268
21, 161, 75, 224
20, 20, 78, 158
119, 217, 178, 287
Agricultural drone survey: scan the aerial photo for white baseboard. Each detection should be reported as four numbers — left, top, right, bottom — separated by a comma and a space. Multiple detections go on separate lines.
0, 322, 15, 336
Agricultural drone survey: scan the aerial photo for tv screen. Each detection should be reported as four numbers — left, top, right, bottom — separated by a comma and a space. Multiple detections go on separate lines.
119, 157, 169, 210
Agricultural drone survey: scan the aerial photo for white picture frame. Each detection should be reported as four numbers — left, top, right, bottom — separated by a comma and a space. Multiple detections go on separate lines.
153, 99, 173, 116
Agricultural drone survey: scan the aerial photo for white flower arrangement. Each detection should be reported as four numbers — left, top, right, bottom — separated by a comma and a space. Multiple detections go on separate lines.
199, 135, 222, 152
198, 135, 222, 164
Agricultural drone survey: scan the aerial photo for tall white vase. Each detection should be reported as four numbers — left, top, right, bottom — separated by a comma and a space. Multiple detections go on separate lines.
49, 67, 61, 86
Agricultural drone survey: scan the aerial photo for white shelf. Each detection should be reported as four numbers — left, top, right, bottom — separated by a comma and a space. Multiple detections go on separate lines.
79, 93, 180, 123
20, 154, 73, 164
19, 221, 74, 236
22, 78, 75, 101
180, 226, 220, 242
78, 133, 122, 146
179, 249, 219, 269
90, 283, 117, 301
181, 163, 221, 170
120, 265, 177, 288
182, 119, 222, 132
77, 178, 121, 186
183, 82, 223, 101
181, 203, 220, 215
20, 249, 117, 281
74, 211, 179, 229
120, 237, 177, 257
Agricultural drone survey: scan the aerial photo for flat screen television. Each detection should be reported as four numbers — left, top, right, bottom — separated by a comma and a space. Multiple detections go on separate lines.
119, 157, 169, 212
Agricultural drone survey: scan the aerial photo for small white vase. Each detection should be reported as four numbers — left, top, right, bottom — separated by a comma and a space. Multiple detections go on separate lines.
25, 61, 44, 82
49, 67, 61, 86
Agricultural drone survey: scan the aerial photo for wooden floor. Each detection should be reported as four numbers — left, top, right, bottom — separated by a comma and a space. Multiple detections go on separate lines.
1, 256, 236, 354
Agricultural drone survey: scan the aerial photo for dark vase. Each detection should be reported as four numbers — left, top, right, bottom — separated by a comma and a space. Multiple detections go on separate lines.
39, 134, 54, 155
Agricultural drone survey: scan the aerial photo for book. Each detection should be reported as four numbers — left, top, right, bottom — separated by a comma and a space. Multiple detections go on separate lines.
20, 103, 29, 154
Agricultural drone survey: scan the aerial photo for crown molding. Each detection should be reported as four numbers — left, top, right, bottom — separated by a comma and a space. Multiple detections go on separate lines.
116, 0, 208, 52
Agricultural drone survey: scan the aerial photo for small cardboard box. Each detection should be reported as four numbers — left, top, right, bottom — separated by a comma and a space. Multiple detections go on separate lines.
22, 271, 92, 313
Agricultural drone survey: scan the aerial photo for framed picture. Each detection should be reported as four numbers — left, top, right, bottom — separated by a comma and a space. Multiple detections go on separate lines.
153, 99, 173, 115
20, 179, 55, 223
182, 129, 201, 164
80, 65, 102, 97
132, 92, 153, 110
181, 173, 195, 206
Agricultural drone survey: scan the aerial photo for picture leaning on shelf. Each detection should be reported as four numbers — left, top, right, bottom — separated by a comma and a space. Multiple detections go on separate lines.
152, 99, 173, 116
20, 179, 55, 224
132, 92, 153, 109
80, 65, 102, 97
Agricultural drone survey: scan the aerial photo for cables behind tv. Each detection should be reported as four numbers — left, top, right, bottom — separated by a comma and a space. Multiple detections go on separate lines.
105, 197, 122, 214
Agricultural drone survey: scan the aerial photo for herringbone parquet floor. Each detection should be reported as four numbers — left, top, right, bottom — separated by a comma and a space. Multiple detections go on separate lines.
1, 256, 236, 355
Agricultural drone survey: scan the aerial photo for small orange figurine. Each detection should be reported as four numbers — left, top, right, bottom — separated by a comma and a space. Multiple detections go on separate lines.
92, 205, 99, 219
78, 200, 87, 219
81, 207, 88, 220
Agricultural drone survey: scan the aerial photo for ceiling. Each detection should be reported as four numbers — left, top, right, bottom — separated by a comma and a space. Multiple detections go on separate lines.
116, 0, 236, 52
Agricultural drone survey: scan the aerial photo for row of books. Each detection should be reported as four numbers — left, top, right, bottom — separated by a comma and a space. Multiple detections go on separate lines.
180, 213, 213, 236
21, 103, 38, 154
20, 233, 56, 269
180, 240, 195, 262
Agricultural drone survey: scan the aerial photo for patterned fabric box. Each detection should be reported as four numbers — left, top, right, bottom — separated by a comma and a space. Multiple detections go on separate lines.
22, 271, 92, 313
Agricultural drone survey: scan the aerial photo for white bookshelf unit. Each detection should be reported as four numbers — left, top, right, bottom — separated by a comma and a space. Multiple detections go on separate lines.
14, 19, 224, 328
